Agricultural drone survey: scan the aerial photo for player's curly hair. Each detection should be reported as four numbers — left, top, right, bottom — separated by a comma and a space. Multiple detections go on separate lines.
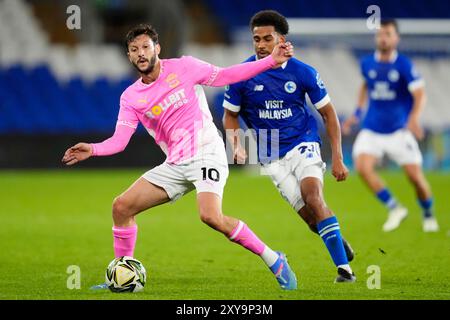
250, 10, 289, 35
380, 18, 399, 34
125, 23, 159, 52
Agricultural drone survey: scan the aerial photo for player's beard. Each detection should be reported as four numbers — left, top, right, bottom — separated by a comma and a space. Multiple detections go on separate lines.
256, 45, 273, 60
257, 52, 268, 60
377, 41, 394, 54
134, 54, 157, 75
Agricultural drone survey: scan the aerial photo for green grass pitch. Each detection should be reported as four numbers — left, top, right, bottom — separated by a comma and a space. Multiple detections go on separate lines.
0, 168, 449, 300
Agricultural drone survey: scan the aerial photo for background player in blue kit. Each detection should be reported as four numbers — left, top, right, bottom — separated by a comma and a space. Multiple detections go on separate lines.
223, 10, 356, 283
342, 19, 439, 233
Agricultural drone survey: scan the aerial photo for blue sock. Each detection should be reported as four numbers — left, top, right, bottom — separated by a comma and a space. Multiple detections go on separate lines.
376, 188, 398, 210
317, 216, 348, 268
418, 198, 433, 218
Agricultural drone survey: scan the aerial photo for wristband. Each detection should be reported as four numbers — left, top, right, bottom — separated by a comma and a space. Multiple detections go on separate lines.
353, 107, 363, 120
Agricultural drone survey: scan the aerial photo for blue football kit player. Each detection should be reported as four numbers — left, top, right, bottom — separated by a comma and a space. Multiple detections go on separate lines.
343, 19, 439, 232
223, 10, 355, 283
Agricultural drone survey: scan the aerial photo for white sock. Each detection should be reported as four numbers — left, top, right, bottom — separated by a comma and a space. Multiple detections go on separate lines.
338, 264, 352, 274
260, 246, 279, 267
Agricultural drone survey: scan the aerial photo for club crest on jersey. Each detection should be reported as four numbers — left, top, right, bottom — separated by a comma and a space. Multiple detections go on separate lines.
166, 73, 180, 88
284, 81, 296, 93
388, 69, 399, 82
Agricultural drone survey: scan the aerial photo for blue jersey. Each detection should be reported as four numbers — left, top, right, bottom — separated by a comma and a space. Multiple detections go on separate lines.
223, 56, 330, 163
361, 51, 424, 134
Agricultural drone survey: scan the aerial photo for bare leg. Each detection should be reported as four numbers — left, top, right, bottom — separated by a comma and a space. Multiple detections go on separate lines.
402, 164, 432, 201
300, 177, 333, 222
354, 154, 385, 193
196, 191, 298, 289
402, 164, 438, 232
111, 177, 170, 258
297, 205, 319, 233
355, 154, 408, 231
112, 178, 170, 227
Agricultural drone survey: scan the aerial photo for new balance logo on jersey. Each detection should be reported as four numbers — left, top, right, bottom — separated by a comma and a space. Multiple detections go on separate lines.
254, 85, 264, 91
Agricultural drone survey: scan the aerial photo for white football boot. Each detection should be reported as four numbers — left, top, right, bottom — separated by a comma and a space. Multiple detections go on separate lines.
423, 216, 439, 232
383, 206, 408, 232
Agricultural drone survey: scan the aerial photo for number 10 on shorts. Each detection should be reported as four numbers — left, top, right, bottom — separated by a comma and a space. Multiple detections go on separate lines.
201, 167, 220, 182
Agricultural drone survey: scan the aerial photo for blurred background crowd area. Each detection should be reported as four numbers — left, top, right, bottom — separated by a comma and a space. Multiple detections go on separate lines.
0, 0, 449, 169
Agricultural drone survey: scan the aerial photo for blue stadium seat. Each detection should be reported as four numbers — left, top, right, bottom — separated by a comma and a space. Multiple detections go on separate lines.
204, 0, 450, 30
65, 77, 99, 133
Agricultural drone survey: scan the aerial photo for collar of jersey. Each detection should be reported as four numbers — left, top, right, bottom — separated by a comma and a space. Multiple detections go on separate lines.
138, 59, 165, 87
374, 50, 398, 63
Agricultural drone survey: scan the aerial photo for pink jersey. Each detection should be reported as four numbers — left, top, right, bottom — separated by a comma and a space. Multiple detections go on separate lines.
91, 55, 277, 164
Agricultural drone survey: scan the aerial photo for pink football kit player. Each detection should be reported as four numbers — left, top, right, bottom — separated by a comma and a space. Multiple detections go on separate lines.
62, 24, 297, 290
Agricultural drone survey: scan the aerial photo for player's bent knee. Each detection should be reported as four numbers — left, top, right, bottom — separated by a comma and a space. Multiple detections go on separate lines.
112, 196, 135, 219
304, 194, 326, 213
199, 209, 223, 229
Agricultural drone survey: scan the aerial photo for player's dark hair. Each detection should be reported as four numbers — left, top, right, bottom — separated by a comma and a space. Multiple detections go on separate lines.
250, 10, 289, 35
380, 19, 399, 34
125, 23, 159, 52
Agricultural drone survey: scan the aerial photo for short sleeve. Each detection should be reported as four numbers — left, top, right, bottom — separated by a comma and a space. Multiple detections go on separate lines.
181, 55, 220, 86
222, 82, 243, 112
117, 93, 139, 129
400, 57, 425, 92
302, 66, 330, 109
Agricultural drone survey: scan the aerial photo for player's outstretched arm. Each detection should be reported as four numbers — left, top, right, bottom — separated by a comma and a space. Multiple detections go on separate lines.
62, 143, 92, 166
206, 42, 294, 87
61, 124, 135, 166
318, 102, 349, 182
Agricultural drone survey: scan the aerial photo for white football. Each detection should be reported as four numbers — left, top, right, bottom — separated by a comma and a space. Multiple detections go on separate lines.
105, 256, 147, 293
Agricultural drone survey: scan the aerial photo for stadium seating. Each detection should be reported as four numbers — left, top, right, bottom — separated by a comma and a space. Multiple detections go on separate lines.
205, 0, 450, 33
0, 0, 449, 168
182, 43, 450, 131
1, 0, 449, 134
0, 0, 134, 134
